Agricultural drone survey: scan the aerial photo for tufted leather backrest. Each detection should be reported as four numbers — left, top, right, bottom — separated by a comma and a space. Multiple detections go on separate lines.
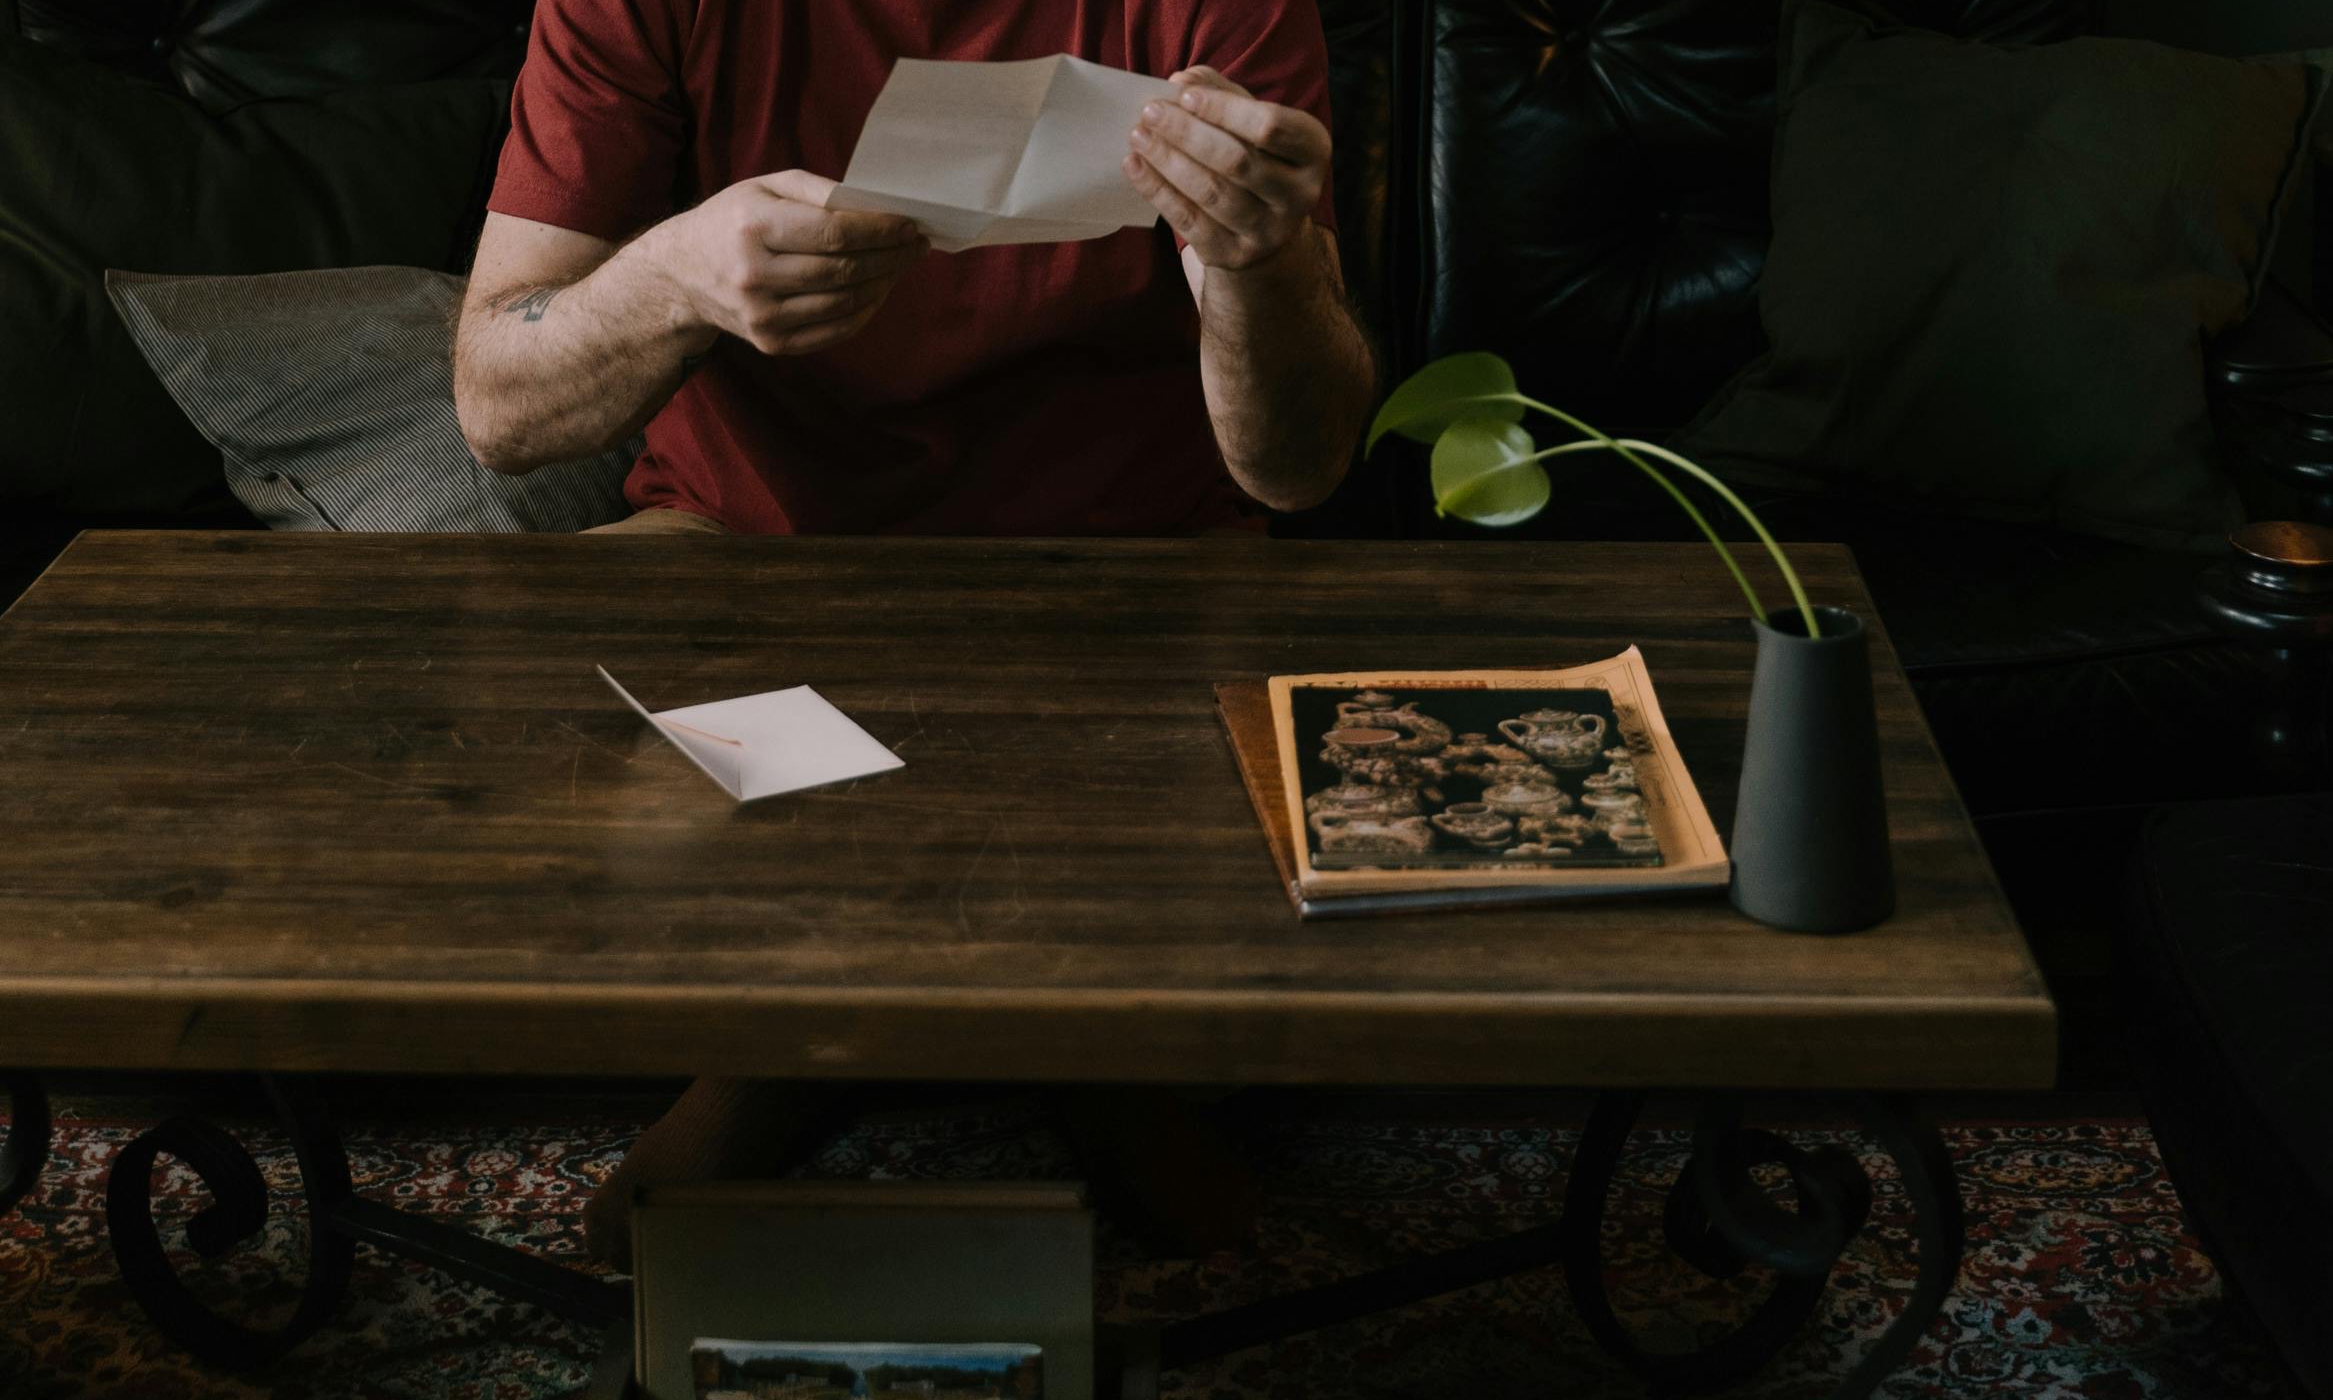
18, 0, 1408, 350
1315, 0, 1403, 372
18, 0, 2117, 537
1417, 0, 2101, 444
19, 0, 531, 110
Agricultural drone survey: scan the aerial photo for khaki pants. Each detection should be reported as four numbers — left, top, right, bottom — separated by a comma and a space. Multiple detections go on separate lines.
584, 507, 731, 535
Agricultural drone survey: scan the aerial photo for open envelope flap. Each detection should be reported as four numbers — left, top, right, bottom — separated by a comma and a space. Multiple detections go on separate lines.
1001, 55, 1180, 227
598, 666, 746, 798
600, 667, 904, 803
660, 687, 906, 801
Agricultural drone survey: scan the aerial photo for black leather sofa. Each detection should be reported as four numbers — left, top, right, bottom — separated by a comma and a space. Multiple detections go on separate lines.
2128, 794, 2333, 1398
10, 0, 2333, 1029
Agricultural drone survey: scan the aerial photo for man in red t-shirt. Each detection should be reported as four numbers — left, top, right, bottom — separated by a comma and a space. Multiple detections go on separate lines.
452, 0, 1371, 1264
452, 1, 1371, 537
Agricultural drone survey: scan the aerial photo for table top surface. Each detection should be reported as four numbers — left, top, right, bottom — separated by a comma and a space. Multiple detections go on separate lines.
0, 532, 2053, 1090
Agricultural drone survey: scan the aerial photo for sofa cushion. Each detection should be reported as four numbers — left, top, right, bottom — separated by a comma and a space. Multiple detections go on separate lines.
110, 268, 632, 534
1675, 2, 2326, 548
0, 27, 509, 517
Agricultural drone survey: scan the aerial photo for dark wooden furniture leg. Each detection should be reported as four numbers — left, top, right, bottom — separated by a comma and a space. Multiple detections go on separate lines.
0, 1070, 49, 1220
104, 1075, 627, 1370
2202, 522, 2333, 786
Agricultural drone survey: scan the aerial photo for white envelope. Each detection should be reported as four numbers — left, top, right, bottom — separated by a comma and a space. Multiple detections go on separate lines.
598, 666, 904, 802
829, 53, 1181, 251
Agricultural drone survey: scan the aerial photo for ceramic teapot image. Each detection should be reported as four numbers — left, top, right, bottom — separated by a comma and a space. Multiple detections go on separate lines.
1430, 802, 1516, 852
1443, 732, 1531, 777
1312, 810, 1435, 855
1606, 820, 1662, 858
1584, 765, 1638, 794
1320, 727, 1447, 795
1306, 783, 1423, 823
1470, 759, 1554, 789
1334, 694, 1454, 755
1479, 772, 1573, 821
1581, 789, 1648, 832
1505, 841, 1576, 859
1498, 709, 1609, 769
1517, 812, 1597, 848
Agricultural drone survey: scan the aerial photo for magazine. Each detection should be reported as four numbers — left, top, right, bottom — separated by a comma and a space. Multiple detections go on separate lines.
1245, 648, 1728, 907
632, 1181, 1092, 1399
692, 1341, 1042, 1400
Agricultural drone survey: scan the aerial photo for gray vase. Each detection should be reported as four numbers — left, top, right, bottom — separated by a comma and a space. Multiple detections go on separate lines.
1730, 605, 1895, 933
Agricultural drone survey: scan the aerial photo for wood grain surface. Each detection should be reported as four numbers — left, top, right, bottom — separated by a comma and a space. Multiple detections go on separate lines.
0, 533, 2054, 1089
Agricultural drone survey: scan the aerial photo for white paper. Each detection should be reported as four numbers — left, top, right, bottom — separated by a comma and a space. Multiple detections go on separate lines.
829, 54, 1180, 251
597, 667, 904, 803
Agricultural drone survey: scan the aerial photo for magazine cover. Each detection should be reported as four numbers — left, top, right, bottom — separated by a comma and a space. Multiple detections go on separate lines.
692, 1341, 1042, 1400
633, 1182, 1092, 1400
1267, 649, 1728, 898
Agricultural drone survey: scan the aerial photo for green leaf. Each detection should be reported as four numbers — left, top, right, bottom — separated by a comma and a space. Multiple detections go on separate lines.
1431, 419, 1549, 528
1367, 352, 1527, 454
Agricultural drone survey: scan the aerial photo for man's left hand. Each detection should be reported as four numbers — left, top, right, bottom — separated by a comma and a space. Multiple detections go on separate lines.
1125, 67, 1331, 273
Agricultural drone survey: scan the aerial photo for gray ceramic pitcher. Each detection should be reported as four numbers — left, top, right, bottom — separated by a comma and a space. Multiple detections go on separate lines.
1730, 605, 1895, 933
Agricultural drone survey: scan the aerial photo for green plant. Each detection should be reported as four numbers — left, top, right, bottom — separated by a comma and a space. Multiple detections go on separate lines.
1367, 352, 1822, 638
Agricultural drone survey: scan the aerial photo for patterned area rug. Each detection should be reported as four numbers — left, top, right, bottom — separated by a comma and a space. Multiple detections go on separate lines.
0, 1095, 2297, 1399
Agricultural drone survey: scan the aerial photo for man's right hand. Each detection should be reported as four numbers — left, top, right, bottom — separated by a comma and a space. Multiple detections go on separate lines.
654, 170, 929, 358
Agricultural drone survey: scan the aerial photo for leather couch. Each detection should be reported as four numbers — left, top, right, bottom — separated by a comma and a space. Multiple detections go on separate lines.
12, 0, 2333, 1009
2127, 794, 2333, 1398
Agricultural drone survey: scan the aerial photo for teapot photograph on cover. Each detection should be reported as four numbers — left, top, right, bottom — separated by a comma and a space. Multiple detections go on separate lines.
1300, 686, 1656, 869
1252, 652, 1732, 909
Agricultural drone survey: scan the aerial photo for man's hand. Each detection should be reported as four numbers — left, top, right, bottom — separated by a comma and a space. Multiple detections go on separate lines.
651, 169, 929, 357
1114, 65, 1367, 514
1123, 67, 1331, 273
454, 172, 928, 474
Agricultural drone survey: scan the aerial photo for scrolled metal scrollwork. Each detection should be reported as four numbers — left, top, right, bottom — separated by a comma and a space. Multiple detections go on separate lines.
1, 1071, 52, 1219
104, 1080, 357, 1370
1561, 1091, 1963, 1400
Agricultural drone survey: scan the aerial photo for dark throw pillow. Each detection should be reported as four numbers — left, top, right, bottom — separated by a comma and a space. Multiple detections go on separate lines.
0, 29, 508, 516
1674, 1, 2328, 549
109, 268, 634, 533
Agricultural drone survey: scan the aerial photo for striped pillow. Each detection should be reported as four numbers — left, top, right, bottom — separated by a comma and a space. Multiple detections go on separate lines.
107, 266, 632, 532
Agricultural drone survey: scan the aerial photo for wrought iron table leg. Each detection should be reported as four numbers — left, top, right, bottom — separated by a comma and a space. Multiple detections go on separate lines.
1142, 1090, 1963, 1400
1563, 1091, 1963, 1400
106, 1075, 627, 1370
1, 1071, 51, 1220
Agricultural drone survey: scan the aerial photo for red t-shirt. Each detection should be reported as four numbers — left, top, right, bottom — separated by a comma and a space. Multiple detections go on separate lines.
488, 0, 1337, 536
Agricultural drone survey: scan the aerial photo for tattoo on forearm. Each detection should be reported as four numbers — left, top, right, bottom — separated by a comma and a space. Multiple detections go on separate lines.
494, 287, 562, 322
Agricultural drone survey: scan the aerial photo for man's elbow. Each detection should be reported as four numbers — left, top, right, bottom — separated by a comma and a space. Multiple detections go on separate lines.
452, 378, 537, 476
1250, 454, 1352, 514
1276, 413, 1368, 512
1267, 479, 1343, 514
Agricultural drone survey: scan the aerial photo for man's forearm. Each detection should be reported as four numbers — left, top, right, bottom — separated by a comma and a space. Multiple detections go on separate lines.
454, 226, 713, 474
1198, 233, 1375, 513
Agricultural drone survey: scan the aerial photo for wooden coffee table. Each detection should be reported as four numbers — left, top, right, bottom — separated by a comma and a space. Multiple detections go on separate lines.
0, 532, 2052, 1398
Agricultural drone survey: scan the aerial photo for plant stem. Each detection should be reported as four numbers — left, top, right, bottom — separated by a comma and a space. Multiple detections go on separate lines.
1392, 389, 1821, 636
1492, 402, 1768, 627
1613, 439, 1823, 639
1512, 397, 1820, 638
